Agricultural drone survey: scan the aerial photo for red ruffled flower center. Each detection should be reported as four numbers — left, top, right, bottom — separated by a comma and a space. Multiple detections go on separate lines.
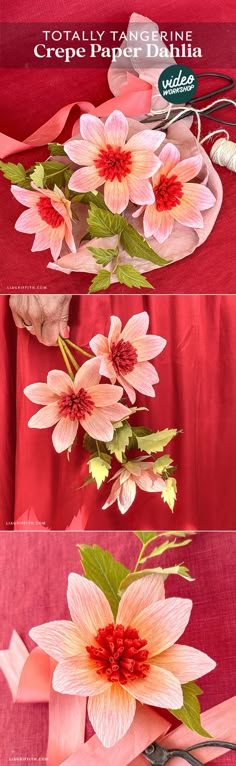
86, 623, 150, 684
94, 145, 132, 182
58, 388, 94, 420
154, 174, 183, 211
37, 197, 64, 228
110, 339, 138, 375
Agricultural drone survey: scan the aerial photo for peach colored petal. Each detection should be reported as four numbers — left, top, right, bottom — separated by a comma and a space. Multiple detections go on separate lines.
47, 370, 74, 396
131, 151, 161, 179
182, 183, 216, 210
124, 361, 158, 396
102, 402, 130, 420
133, 335, 166, 361
73, 358, 101, 392
50, 225, 64, 260
68, 166, 103, 193
28, 402, 60, 429
135, 470, 166, 492
171, 155, 202, 182
121, 311, 149, 342
104, 110, 129, 146
117, 573, 165, 627
29, 620, 82, 662
81, 410, 114, 442
11, 184, 42, 206
24, 383, 58, 405
89, 334, 109, 356
108, 315, 123, 345
53, 654, 109, 696
88, 683, 136, 747
127, 129, 165, 152
64, 224, 77, 253
79, 114, 106, 146
88, 384, 123, 406
15, 208, 46, 233
52, 417, 78, 453
102, 476, 122, 509
154, 644, 216, 683
99, 356, 117, 383
31, 230, 51, 252
64, 139, 99, 166
157, 144, 180, 176
171, 201, 203, 228
117, 374, 136, 403
143, 203, 161, 239
118, 477, 136, 513
132, 598, 192, 657
125, 664, 183, 709
67, 573, 113, 641
127, 175, 155, 205
104, 178, 129, 214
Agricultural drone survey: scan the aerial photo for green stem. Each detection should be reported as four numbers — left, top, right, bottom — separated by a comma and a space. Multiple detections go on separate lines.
60, 338, 80, 372
63, 338, 94, 359
96, 440, 101, 457
57, 337, 74, 380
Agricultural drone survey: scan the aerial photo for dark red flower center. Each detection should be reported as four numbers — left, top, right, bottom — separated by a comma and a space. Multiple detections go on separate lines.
110, 339, 138, 375
154, 174, 183, 211
37, 197, 64, 228
94, 145, 132, 182
58, 388, 94, 421
86, 623, 150, 684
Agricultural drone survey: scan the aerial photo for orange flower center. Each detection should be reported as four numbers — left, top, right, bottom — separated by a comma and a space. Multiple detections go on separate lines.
154, 174, 183, 211
58, 388, 94, 420
110, 339, 138, 375
94, 145, 132, 182
86, 623, 150, 684
37, 197, 64, 228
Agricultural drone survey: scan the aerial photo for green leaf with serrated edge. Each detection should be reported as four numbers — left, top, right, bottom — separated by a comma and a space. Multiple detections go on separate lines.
0, 161, 27, 185
119, 564, 194, 592
128, 426, 152, 451
116, 264, 154, 289
89, 270, 111, 293
71, 190, 108, 210
120, 224, 169, 266
78, 544, 130, 618
48, 142, 66, 156
88, 454, 111, 488
169, 682, 212, 738
135, 531, 159, 545
83, 432, 100, 454
29, 163, 45, 188
161, 477, 177, 512
87, 203, 128, 238
106, 421, 133, 463
140, 538, 192, 562
88, 246, 119, 265
137, 428, 178, 454
153, 455, 173, 473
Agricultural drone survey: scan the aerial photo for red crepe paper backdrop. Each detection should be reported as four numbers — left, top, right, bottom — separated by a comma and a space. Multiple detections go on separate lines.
0, 0, 236, 294
1, 293, 236, 530
0, 530, 235, 764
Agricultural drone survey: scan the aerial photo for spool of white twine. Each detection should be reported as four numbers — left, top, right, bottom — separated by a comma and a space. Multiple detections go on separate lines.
210, 137, 236, 172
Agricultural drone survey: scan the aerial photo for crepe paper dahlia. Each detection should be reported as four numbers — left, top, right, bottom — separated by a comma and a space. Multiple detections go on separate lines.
64, 110, 165, 214
133, 144, 216, 244
102, 457, 166, 514
29, 573, 216, 748
23, 358, 130, 453
89, 312, 166, 404
11, 183, 76, 260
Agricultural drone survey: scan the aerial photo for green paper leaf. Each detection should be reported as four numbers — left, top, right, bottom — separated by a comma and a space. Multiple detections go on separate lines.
83, 433, 100, 454
127, 426, 152, 450
106, 421, 133, 462
30, 163, 45, 188
89, 270, 111, 293
137, 428, 178, 454
140, 537, 192, 562
48, 142, 66, 156
169, 682, 212, 737
119, 563, 194, 592
78, 543, 130, 618
0, 160, 29, 187
161, 477, 177, 512
88, 246, 118, 265
135, 531, 159, 545
87, 203, 128, 238
88, 453, 111, 488
153, 455, 173, 473
72, 190, 108, 210
116, 264, 153, 289
120, 224, 169, 266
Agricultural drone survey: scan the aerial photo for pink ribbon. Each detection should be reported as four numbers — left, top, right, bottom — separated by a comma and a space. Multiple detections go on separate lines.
0, 74, 152, 159
1, 631, 236, 766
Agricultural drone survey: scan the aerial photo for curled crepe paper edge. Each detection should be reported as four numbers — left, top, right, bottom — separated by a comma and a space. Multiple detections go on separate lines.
0, 631, 236, 766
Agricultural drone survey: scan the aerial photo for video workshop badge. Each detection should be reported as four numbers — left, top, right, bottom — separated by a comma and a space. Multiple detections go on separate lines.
158, 64, 198, 104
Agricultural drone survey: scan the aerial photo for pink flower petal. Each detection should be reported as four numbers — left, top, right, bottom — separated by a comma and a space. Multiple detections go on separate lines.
124, 361, 158, 397
144, 206, 174, 243
131, 151, 161, 179
64, 224, 77, 254
102, 402, 130, 421
74, 358, 101, 392
88, 683, 136, 747
132, 598, 192, 657
67, 573, 113, 642
134, 335, 166, 361
155, 644, 216, 683
53, 654, 109, 696
108, 315, 122, 345
31, 230, 51, 252
117, 374, 136, 404
127, 176, 155, 205
104, 110, 128, 147
125, 664, 183, 709
52, 417, 78, 453
171, 200, 204, 228
47, 370, 74, 396
104, 178, 129, 214
29, 620, 82, 662
79, 114, 106, 146
182, 182, 216, 210
11, 184, 41, 206
158, 144, 180, 176
117, 573, 165, 628
24, 383, 58, 405
68, 167, 103, 193
50, 225, 64, 260
89, 334, 109, 356
127, 129, 165, 152
28, 402, 60, 429
172, 155, 202, 182
99, 356, 117, 383
118, 477, 136, 514
15, 208, 46, 234
64, 139, 99, 166
121, 312, 149, 342
135, 470, 166, 492
81, 410, 114, 442
88, 384, 123, 406
102, 476, 122, 509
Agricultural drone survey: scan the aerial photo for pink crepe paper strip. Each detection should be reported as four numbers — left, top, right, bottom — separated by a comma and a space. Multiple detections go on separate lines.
1, 631, 236, 766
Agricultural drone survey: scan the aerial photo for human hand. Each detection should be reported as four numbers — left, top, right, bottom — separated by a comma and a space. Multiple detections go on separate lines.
9, 294, 73, 346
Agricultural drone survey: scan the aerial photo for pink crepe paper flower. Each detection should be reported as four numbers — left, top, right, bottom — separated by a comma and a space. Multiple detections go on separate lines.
29, 572, 216, 748
24, 358, 130, 453
90, 311, 166, 404
64, 110, 165, 214
102, 456, 166, 514
133, 144, 216, 244
11, 183, 76, 260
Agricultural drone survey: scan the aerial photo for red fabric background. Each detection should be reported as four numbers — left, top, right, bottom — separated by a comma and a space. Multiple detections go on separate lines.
0, 530, 235, 764
0, 0, 236, 294
1, 293, 236, 530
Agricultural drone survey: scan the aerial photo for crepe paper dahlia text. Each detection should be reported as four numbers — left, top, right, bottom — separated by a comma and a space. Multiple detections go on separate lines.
23, 312, 180, 516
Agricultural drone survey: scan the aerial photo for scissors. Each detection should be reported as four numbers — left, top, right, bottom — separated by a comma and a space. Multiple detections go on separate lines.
142, 72, 236, 127
143, 739, 236, 765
